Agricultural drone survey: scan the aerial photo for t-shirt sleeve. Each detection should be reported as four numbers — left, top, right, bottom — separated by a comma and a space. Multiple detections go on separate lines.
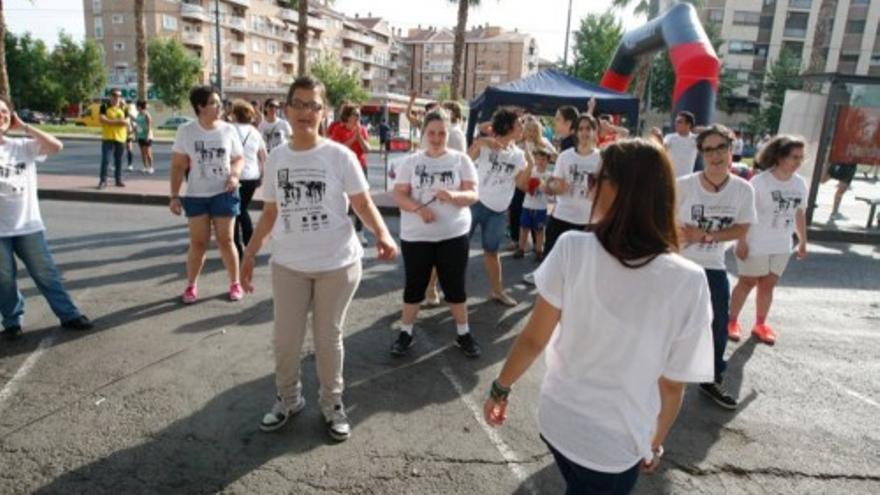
282, 121, 292, 138
172, 126, 188, 154
460, 153, 478, 185
797, 177, 808, 209
393, 155, 413, 186
737, 182, 758, 224
262, 156, 277, 202
514, 149, 527, 171
22, 138, 46, 163
229, 128, 244, 158
341, 147, 369, 195
662, 274, 714, 383
534, 234, 569, 309
552, 153, 568, 178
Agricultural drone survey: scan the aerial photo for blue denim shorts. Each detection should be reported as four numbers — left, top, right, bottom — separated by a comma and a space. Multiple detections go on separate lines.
182, 191, 240, 218
520, 208, 547, 230
470, 201, 508, 252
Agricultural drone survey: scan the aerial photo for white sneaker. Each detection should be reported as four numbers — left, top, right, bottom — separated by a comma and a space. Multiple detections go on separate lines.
126, 165, 134, 172
259, 395, 306, 432
147, 167, 155, 175
522, 272, 535, 285
325, 404, 351, 441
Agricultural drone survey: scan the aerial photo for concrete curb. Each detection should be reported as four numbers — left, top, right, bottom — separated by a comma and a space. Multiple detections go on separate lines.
54, 134, 174, 144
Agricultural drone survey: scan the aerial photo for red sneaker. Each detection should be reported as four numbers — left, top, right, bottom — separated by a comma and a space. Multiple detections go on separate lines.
751, 323, 777, 346
182, 284, 198, 304
727, 321, 742, 342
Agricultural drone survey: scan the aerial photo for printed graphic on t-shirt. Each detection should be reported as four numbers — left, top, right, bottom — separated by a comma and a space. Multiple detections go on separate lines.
413, 163, 456, 203
566, 165, 594, 199
689, 204, 736, 250
769, 190, 802, 228
276, 167, 331, 233
482, 150, 519, 187
264, 125, 286, 150
193, 140, 229, 179
0, 160, 27, 196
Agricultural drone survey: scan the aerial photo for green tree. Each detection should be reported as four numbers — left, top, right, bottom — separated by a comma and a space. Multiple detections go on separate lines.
569, 12, 623, 84
309, 55, 368, 109
4, 32, 63, 112
754, 49, 802, 133
147, 37, 201, 110
436, 83, 451, 102
48, 33, 106, 110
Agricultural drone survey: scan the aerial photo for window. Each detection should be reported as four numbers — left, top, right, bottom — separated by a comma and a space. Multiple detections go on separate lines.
846, 20, 865, 34
94, 16, 104, 39
432, 75, 441, 82
252, 61, 261, 74
708, 9, 724, 23
788, 0, 811, 9
733, 11, 761, 26
113, 41, 125, 52
850, 0, 869, 4
755, 44, 769, 57
111, 14, 124, 24
783, 12, 809, 38
251, 39, 262, 52
433, 44, 443, 54
163, 15, 178, 31
728, 40, 755, 54
781, 41, 804, 59
93, 0, 102, 14
267, 41, 278, 55
490, 75, 501, 83
268, 63, 276, 76
839, 53, 859, 63
871, 55, 880, 66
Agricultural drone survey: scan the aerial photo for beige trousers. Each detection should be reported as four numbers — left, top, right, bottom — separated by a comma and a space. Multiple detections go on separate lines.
271, 261, 362, 413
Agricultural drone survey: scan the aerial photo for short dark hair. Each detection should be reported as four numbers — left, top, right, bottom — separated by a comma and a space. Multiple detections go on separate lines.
676, 111, 695, 128
491, 107, 520, 137
425, 101, 439, 112
339, 103, 360, 122
136, 100, 147, 110
422, 108, 450, 133
110, 88, 122, 97
285, 76, 326, 107
592, 138, 679, 268
441, 101, 462, 123
189, 85, 219, 115
264, 98, 280, 109
696, 123, 734, 151
556, 105, 579, 132
754, 135, 805, 171
575, 114, 598, 146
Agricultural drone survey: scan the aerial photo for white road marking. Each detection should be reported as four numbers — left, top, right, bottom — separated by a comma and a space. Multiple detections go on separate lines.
0, 335, 55, 414
441, 366, 539, 495
775, 354, 880, 410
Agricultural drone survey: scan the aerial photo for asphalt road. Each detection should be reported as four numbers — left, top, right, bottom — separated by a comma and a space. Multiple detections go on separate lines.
0, 201, 878, 494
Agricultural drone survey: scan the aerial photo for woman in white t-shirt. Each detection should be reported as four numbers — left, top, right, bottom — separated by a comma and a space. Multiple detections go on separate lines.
390, 109, 480, 358
169, 86, 245, 303
229, 100, 267, 260
441, 101, 467, 153
729, 135, 808, 346
258, 98, 292, 152
0, 96, 93, 340
484, 139, 713, 494
240, 76, 398, 442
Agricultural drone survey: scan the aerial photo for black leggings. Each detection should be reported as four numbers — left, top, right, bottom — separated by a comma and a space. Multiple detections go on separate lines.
508, 188, 525, 242
234, 179, 260, 258
544, 216, 586, 258
401, 235, 469, 304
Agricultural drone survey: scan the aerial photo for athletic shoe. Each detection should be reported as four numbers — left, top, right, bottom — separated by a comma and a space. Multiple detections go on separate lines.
455, 333, 482, 358
259, 395, 306, 432
522, 272, 536, 285
97, 181, 107, 190
698, 383, 738, 410
325, 404, 351, 441
829, 212, 846, 221
534, 252, 544, 263
390, 331, 414, 356
147, 167, 155, 175
61, 315, 93, 331
356, 231, 368, 246
126, 164, 134, 172
491, 291, 517, 307
229, 282, 244, 301
512, 249, 525, 259
727, 321, 742, 342
1, 325, 22, 341
752, 323, 777, 346
115, 181, 126, 187
182, 284, 198, 304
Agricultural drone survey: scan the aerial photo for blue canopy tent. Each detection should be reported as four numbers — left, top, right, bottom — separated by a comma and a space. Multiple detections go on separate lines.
466, 68, 640, 144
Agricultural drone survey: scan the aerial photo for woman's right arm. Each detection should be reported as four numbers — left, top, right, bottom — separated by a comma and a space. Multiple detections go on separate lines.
169, 152, 189, 215
241, 202, 278, 293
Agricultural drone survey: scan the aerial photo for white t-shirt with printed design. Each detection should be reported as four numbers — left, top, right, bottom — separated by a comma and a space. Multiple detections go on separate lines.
232, 123, 266, 181
664, 132, 698, 177
258, 119, 293, 152
521, 166, 551, 211
0, 138, 46, 237
676, 173, 757, 270
747, 170, 808, 256
551, 148, 601, 225
534, 231, 713, 473
395, 150, 478, 242
263, 140, 369, 272
172, 120, 244, 198
474, 144, 526, 212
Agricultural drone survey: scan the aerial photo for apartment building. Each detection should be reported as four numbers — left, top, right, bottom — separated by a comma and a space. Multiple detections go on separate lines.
402, 25, 539, 101
699, 0, 880, 110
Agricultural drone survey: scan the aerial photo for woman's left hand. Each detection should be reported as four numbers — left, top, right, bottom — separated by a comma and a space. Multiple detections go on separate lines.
375, 231, 398, 261
225, 175, 240, 192
483, 397, 508, 427
640, 448, 663, 474
679, 225, 704, 244
435, 189, 454, 203
796, 242, 807, 260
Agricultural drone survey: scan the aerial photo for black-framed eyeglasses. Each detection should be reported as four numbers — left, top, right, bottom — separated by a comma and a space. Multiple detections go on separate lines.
289, 99, 323, 112
701, 143, 730, 156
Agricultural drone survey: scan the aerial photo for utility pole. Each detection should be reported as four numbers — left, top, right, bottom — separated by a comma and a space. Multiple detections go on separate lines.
214, 0, 223, 95
563, 0, 573, 68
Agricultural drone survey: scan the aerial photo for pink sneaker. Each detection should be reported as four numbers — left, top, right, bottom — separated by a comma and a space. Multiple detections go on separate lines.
229, 282, 244, 301
182, 284, 198, 304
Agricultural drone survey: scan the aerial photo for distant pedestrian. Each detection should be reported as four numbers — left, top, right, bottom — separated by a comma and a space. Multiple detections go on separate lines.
729, 135, 808, 346
125, 101, 136, 172
732, 130, 744, 163
168, 86, 245, 304
553, 105, 578, 152
514, 145, 552, 262
258, 98, 292, 152
229, 99, 267, 260
378, 119, 391, 159
134, 100, 155, 175
250, 100, 263, 127
442, 101, 467, 152
98, 89, 128, 189
484, 138, 713, 495
0, 95, 93, 340
663, 111, 699, 178
328, 103, 371, 246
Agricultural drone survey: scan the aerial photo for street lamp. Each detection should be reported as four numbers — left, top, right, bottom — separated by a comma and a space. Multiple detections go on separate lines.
214, 0, 223, 95
563, 0, 573, 69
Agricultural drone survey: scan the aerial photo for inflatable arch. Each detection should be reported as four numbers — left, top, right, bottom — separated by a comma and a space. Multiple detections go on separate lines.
600, 2, 720, 129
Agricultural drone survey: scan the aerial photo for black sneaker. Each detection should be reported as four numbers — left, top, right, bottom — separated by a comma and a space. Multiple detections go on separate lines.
455, 333, 482, 358
699, 382, 738, 410
390, 331, 414, 356
1, 325, 22, 341
325, 404, 351, 441
61, 315, 93, 331
260, 395, 306, 432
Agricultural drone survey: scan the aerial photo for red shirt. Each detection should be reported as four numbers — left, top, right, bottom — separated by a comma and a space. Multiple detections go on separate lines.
328, 123, 369, 168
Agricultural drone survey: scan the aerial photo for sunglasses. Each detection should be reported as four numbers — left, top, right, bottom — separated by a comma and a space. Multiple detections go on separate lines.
289, 99, 323, 112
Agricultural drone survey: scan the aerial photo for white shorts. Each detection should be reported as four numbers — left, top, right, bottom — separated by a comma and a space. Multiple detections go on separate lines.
736, 253, 791, 277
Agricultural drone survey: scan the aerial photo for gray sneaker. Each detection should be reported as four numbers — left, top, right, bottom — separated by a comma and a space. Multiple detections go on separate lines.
325, 404, 351, 441
259, 395, 306, 432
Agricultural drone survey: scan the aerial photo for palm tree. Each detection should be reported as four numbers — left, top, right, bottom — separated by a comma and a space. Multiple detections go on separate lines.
0, 0, 11, 95
296, 0, 308, 76
135, 0, 147, 101
450, 0, 480, 100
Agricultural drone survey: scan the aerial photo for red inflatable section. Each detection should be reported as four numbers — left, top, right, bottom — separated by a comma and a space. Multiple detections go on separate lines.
599, 70, 633, 93
668, 41, 720, 105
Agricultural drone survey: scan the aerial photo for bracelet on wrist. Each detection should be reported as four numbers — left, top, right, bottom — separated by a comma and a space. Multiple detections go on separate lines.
652, 445, 664, 457
489, 379, 511, 402
170, 196, 180, 201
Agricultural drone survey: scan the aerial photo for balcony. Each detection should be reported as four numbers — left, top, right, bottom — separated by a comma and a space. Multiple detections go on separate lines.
227, 16, 246, 32
341, 48, 355, 59
280, 8, 298, 23
788, 0, 811, 9
362, 71, 373, 81
229, 41, 246, 54
182, 31, 205, 46
181, 3, 207, 22
281, 52, 296, 65
230, 65, 247, 78
343, 30, 376, 47
783, 27, 807, 38
308, 16, 328, 31
226, 0, 250, 8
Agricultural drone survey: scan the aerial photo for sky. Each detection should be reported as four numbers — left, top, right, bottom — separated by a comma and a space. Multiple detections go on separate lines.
5, 0, 644, 62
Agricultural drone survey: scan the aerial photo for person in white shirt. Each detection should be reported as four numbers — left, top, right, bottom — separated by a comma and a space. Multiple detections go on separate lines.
241, 76, 398, 441
169, 86, 245, 303
484, 138, 713, 494
732, 130, 745, 162
676, 124, 757, 409
467, 107, 528, 307
229, 100, 267, 260
514, 146, 552, 261
441, 101, 467, 153
0, 96, 93, 340
390, 109, 480, 358
258, 98, 292, 152
662, 111, 699, 177
729, 135, 808, 346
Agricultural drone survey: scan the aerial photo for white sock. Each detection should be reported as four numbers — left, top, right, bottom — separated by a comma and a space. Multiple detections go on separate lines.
400, 324, 414, 335
456, 323, 470, 336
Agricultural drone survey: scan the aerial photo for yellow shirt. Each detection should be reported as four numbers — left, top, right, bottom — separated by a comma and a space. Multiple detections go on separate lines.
101, 106, 128, 142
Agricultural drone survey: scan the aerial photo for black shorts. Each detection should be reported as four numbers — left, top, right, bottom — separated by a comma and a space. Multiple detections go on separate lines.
828, 163, 857, 184
544, 216, 586, 257
401, 235, 469, 304
137, 138, 153, 147
381, 140, 390, 151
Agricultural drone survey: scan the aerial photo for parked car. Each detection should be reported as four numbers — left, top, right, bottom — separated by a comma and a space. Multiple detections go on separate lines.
19, 109, 48, 124
158, 116, 193, 130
